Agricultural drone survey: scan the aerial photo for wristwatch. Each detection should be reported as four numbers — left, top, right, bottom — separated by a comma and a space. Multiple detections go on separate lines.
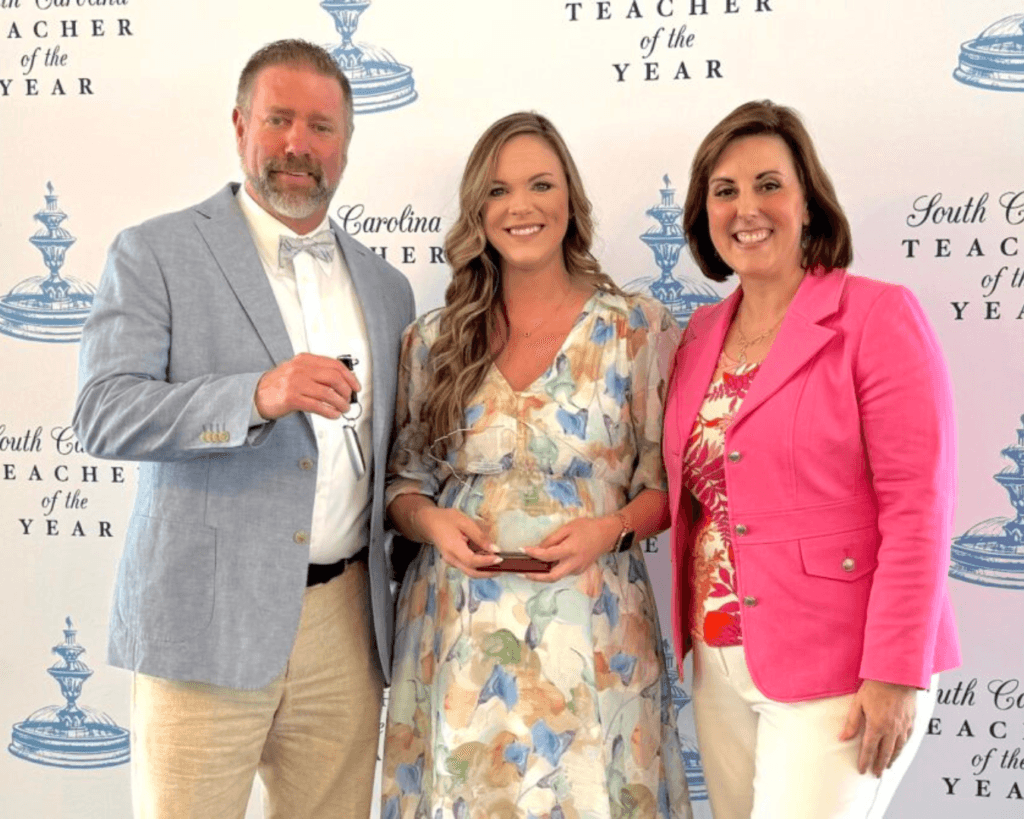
612, 512, 635, 553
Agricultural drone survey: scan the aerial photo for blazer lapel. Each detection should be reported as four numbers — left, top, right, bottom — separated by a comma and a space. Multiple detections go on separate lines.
671, 289, 741, 452
333, 225, 393, 457
731, 269, 845, 429
193, 184, 295, 367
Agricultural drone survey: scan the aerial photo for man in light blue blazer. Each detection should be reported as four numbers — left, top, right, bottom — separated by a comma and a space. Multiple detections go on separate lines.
73, 39, 414, 818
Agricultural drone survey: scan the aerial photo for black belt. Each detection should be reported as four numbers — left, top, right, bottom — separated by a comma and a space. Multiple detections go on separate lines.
306, 546, 367, 587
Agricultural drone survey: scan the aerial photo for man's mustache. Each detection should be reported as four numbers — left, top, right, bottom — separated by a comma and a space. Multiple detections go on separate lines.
263, 157, 324, 185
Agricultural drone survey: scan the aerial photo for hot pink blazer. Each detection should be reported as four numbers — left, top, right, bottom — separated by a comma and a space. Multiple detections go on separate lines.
663, 269, 961, 702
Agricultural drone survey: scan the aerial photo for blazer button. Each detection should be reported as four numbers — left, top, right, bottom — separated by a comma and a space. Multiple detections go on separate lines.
743, 596, 758, 607
735, 524, 748, 536
728, 451, 742, 463
294, 530, 309, 545
842, 557, 856, 572
299, 457, 314, 471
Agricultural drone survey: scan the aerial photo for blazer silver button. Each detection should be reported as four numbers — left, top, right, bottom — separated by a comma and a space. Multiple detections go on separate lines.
728, 451, 742, 462
842, 557, 856, 572
743, 596, 758, 607
735, 524, 748, 536
299, 458, 314, 471
294, 530, 308, 545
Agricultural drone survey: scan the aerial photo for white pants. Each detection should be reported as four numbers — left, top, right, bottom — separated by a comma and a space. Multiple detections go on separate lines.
691, 642, 937, 819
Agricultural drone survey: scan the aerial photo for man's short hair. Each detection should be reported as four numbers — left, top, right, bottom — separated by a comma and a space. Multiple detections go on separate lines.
236, 39, 354, 137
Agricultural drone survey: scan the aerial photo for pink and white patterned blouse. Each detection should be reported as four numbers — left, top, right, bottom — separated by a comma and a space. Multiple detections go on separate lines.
680, 349, 761, 647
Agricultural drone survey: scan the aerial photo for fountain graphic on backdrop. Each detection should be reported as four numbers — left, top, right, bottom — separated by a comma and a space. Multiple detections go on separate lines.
950, 414, 1024, 590
625, 176, 720, 326
8, 618, 130, 768
321, 0, 417, 113
631, 176, 717, 802
662, 639, 708, 802
954, 14, 1024, 92
0, 183, 95, 343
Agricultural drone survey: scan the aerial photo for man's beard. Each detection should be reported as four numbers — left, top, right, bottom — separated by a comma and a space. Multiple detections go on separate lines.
245, 155, 336, 221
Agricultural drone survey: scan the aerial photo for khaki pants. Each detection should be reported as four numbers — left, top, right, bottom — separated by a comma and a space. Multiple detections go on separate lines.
691, 642, 937, 819
131, 563, 383, 819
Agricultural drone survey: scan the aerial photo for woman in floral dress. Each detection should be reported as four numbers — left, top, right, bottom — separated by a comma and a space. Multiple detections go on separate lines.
381, 112, 691, 819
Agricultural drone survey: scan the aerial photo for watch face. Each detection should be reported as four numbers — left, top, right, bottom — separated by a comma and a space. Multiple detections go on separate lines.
619, 530, 635, 552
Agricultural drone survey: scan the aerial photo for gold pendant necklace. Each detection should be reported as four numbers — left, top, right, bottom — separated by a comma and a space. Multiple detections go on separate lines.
513, 287, 573, 338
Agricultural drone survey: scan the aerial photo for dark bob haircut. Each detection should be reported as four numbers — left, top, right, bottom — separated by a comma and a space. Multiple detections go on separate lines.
683, 100, 853, 282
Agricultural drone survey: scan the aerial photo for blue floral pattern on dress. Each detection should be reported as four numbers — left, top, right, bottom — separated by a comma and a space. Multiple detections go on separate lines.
383, 291, 691, 818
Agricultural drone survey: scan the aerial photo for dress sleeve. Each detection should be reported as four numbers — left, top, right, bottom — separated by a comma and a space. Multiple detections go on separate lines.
627, 298, 683, 498
855, 285, 958, 688
386, 316, 444, 507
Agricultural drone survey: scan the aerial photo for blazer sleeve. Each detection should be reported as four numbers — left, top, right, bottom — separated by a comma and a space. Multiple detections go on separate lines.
663, 304, 708, 536
73, 227, 268, 462
855, 285, 957, 688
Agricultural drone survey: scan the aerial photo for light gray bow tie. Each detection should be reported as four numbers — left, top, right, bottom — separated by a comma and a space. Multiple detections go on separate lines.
278, 231, 335, 266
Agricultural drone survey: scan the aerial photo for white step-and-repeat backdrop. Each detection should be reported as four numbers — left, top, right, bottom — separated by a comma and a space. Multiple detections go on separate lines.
2, 1, 1022, 817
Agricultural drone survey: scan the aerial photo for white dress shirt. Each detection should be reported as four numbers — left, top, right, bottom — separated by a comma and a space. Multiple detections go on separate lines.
238, 186, 373, 563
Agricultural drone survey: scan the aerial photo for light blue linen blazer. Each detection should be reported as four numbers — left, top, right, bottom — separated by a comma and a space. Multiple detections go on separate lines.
74, 184, 415, 688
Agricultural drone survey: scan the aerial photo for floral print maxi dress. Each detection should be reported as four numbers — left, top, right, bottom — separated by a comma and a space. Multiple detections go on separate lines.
382, 291, 691, 819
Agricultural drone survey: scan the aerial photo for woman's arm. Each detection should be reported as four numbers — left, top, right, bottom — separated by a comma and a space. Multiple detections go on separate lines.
524, 487, 669, 582
854, 284, 957, 688
843, 282, 957, 776
385, 316, 502, 578
388, 493, 501, 577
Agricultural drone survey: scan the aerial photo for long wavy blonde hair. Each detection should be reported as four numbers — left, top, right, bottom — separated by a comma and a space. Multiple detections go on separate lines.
422, 112, 621, 456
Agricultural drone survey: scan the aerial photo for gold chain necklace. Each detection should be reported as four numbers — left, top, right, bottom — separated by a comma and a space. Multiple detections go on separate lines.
734, 313, 784, 365
510, 287, 573, 338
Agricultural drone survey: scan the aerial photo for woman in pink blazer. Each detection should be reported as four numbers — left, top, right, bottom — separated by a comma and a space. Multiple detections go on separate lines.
663, 101, 960, 818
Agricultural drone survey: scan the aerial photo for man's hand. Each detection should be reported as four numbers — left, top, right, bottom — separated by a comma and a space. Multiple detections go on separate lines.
255, 353, 360, 420
839, 679, 918, 778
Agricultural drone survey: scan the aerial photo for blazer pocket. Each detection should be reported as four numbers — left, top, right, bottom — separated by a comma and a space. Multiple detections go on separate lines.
117, 514, 216, 642
799, 527, 879, 582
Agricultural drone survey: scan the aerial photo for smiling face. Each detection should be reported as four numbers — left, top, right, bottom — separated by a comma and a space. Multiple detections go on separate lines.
706, 133, 810, 284
233, 63, 348, 234
482, 134, 571, 278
